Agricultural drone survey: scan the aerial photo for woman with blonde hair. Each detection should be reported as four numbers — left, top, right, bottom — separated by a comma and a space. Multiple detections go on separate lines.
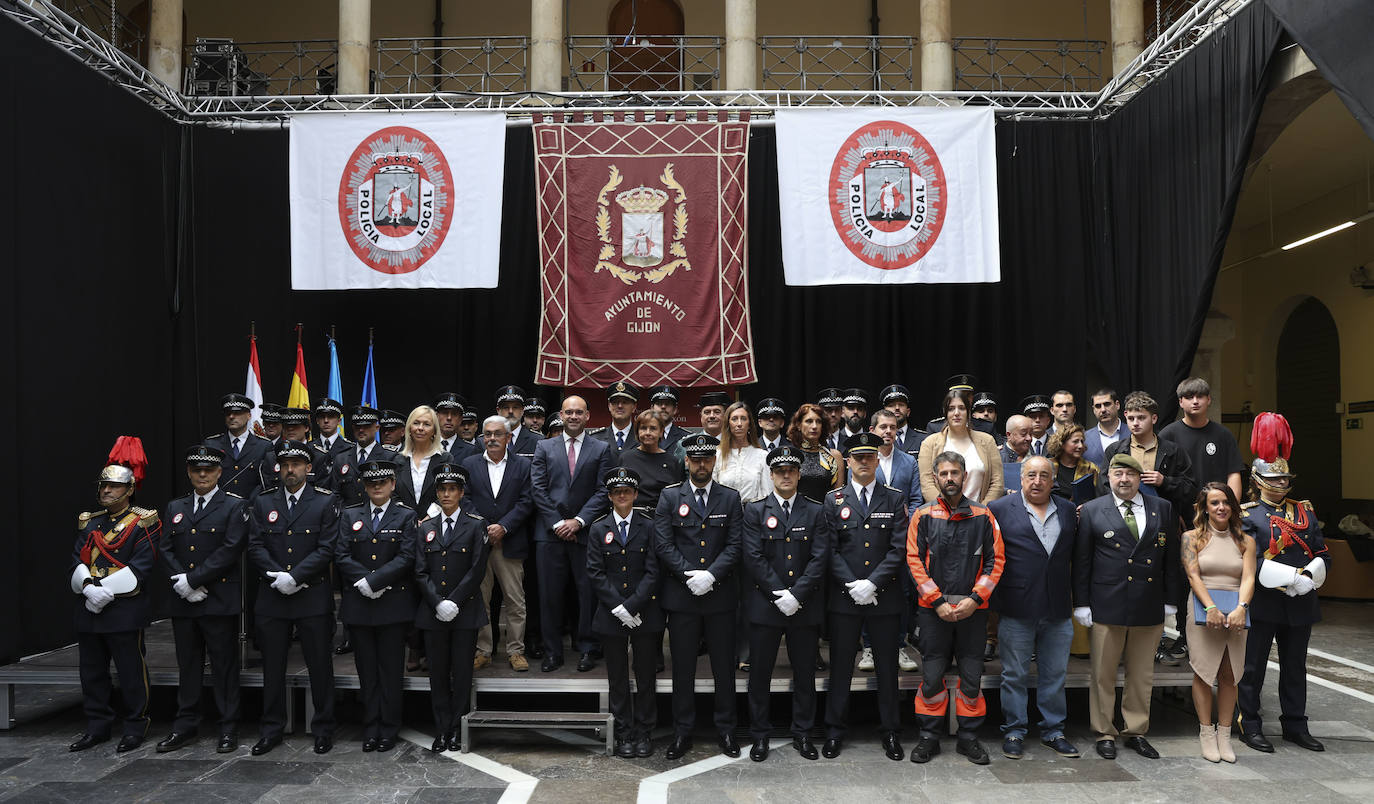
714, 401, 772, 504
396, 405, 452, 514
917, 389, 1003, 504
1047, 423, 1099, 505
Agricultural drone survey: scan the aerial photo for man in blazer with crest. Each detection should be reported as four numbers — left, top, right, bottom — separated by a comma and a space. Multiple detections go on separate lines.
1073, 453, 1181, 761
530, 395, 615, 672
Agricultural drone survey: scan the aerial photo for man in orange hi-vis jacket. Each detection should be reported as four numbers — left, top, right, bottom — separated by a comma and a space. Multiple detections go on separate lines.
907, 450, 1005, 766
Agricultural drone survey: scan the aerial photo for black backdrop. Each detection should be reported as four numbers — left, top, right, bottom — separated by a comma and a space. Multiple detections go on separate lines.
0, 2, 1287, 661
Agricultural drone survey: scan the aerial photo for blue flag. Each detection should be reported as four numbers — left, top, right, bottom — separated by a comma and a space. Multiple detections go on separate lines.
361, 342, 378, 408
327, 336, 343, 405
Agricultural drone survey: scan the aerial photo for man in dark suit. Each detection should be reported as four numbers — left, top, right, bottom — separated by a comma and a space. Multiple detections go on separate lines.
654, 434, 744, 760
204, 393, 275, 498
742, 446, 831, 762
1073, 453, 1181, 761
495, 385, 541, 459
246, 440, 340, 756
592, 380, 639, 461
530, 395, 615, 672
463, 416, 534, 672
755, 398, 791, 451
155, 445, 248, 755
989, 456, 1081, 760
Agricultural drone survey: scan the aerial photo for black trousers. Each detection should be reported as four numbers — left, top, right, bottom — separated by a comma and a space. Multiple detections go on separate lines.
748, 623, 818, 740
171, 615, 240, 734
915, 607, 987, 739
523, 551, 542, 652
257, 613, 335, 739
78, 630, 149, 739
535, 540, 596, 658
602, 630, 661, 741
1238, 618, 1312, 736
826, 612, 901, 739
667, 609, 736, 737
424, 626, 478, 737
351, 623, 407, 740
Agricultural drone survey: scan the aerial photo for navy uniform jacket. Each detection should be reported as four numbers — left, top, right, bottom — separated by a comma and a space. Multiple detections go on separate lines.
826, 484, 909, 615
587, 511, 665, 635
330, 441, 402, 507
262, 445, 332, 490
314, 434, 355, 465
335, 502, 419, 626
756, 435, 793, 452
460, 452, 534, 560
204, 432, 275, 498
1073, 493, 1181, 626
159, 490, 248, 618
988, 494, 1079, 620
439, 437, 479, 463
71, 506, 160, 633
247, 484, 339, 619
742, 494, 831, 627
414, 511, 490, 630
653, 482, 743, 614
530, 434, 615, 541
511, 427, 541, 460
1241, 498, 1330, 626
660, 422, 690, 452
590, 424, 637, 463
394, 451, 455, 514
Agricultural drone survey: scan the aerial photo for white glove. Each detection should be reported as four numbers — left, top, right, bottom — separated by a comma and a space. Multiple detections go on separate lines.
772, 589, 801, 617
82, 584, 115, 612
1164, 604, 1178, 618
355, 577, 385, 599
845, 579, 878, 605
630, 614, 644, 628
186, 588, 209, 603
269, 571, 300, 595
1289, 574, 1316, 596
436, 600, 460, 621
612, 604, 639, 628
171, 574, 194, 599
685, 570, 715, 596
1073, 606, 1093, 628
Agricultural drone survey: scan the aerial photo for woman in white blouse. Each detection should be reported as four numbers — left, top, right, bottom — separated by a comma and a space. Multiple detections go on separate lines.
916, 389, 1004, 504
713, 401, 773, 503
396, 405, 451, 514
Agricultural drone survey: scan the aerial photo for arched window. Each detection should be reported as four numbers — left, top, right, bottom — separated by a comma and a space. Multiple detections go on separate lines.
606, 0, 686, 92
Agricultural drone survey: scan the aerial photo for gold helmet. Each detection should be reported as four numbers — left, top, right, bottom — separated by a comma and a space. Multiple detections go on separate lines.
1250, 413, 1294, 495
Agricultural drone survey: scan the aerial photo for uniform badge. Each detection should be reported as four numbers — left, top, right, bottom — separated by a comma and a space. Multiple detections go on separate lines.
840, 506, 852, 520
1157, 534, 1167, 547
426, 531, 435, 542
341, 464, 349, 474
1104, 530, 1114, 539
268, 510, 279, 523
352, 520, 364, 531
678, 503, 690, 517
766, 516, 779, 530
172, 512, 184, 524
605, 532, 615, 544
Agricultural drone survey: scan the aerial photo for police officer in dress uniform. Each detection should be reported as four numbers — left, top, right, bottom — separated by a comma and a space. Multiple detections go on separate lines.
823, 432, 911, 761
1237, 414, 1331, 753
434, 392, 479, 460
335, 460, 418, 752
650, 386, 689, 452
260, 403, 284, 448
331, 406, 396, 507
279, 407, 332, 485
587, 467, 664, 759
379, 409, 407, 450
593, 381, 640, 460
247, 440, 340, 756
742, 446, 832, 762
654, 434, 744, 760
155, 445, 248, 754
755, 398, 791, 451
521, 397, 548, 438
313, 397, 355, 463
415, 463, 490, 753
68, 453, 160, 753
495, 385, 541, 459
878, 385, 914, 452
204, 393, 275, 497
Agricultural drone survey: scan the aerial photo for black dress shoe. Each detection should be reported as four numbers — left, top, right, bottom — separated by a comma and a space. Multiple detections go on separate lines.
822, 737, 841, 758
719, 733, 740, 758
156, 731, 196, 753
1095, 739, 1117, 759
883, 733, 904, 761
528, 643, 545, 659
217, 734, 237, 754
362, 737, 379, 752
1240, 731, 1274, 753
634, 737, 652, 758
68, 733, 109, 752
251, 736, 282, 756
956, 737, 990, 765
377, 737, 396, 752
446, 731, 462, 752
615, 738, 636, 758
1283, 732, 1324, 751
116, 735, 143, 753
334, 638, 353, 655
665, 735, 692, 760
431, 736, 448, 753
910, 737, 941, 763
541, 656, 564, 672
1124, 735, 1159, 759
750, 738, 769, 762
793, 736, 819, 760
577, 652, 596, 672
314, 736, 333, 754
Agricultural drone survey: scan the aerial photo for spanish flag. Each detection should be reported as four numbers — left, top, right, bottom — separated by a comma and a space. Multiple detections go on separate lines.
287, 341, 310, 408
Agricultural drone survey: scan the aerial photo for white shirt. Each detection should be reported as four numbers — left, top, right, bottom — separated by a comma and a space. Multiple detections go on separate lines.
774, 491, 798, 511
1111, 491, 1147, 532
440, 434, 456, 453
484, 450, 508, 496
850, 478, 877, 503
368, 499, 391, 522
226, 430, 248, 452
760, 435, 783, 451
877, 449, 895, 486
1030, 433, 1048, 455
713, 445, 773, 503
1095, 421, 1123, 453
613, 510, 634, 530
319, 434, 334, 451
689, 479, 715, 508
356, 439, 376, 464
410, 453, 433, 498
194, 486, 220, 510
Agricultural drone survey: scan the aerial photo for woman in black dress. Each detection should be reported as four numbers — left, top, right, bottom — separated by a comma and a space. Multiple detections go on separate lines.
617, 411, 685, 514
788, 403, 843, 502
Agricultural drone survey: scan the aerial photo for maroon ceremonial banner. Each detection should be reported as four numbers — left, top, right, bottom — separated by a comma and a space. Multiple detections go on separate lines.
533, 112, 755, 388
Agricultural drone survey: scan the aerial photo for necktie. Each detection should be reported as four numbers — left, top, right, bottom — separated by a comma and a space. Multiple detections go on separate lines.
782, 499, 791, 525
618, 520, 628, 545
616, 431, 625, 449
287, 493, 297, 511
1033, 439, 1044, 456
1121, 500, 1139, 541
372, 507, 383, 531
444, 516, 454, 541
323, 437, 331, 451
231, 437, 240, 459
860, 486, 870, 516
359, 446, 368, 464
696, 487, 707, 515
442, 439, 451, 453
567, 437, 578, 475
195, 496, 205, 515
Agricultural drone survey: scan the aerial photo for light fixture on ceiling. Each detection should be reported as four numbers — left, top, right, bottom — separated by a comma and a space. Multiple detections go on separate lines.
1280, 220, 1356, 251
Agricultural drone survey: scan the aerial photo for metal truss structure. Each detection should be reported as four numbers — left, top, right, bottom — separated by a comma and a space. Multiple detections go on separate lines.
952, 37, 1106, 93
2, 0, 1250, 127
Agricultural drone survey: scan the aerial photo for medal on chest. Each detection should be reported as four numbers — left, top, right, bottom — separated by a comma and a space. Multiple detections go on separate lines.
268, 510, 279, 523
840, 506, 852, 521
766, 515, 779, 530
352, 520, 364, 531
678, 503, 690, 518
172, 512, 184, 524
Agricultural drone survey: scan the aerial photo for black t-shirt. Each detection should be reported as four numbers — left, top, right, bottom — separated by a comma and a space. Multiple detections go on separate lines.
1159, 419, 1245, 487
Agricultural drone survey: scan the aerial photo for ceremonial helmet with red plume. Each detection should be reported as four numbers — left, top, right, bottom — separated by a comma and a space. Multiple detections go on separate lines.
1250, 412, 1295, 492
99, 436, 148, 488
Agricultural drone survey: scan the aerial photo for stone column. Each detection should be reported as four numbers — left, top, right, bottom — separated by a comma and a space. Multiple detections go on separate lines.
724, 0, 756, 91
338, 0, 371, 94
529, 0, 563, 92
919, 0, 952, 91
1110, 0, 1144, 76
148, 0, 182, 89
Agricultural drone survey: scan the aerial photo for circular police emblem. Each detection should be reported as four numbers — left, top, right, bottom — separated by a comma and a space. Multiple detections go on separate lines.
828, 121, 948, 270
1104, 530, 1114, 539
172, 512, 184, 524
840, 506, 852, 520
426, 531, 435, 542
605, 531, 616, 544
766, 515, 779, 530
338, 126, 454, 275
352, 520, 364, 531
678, 503, 691, 518
1206, 442, 1217, 456
341, 464, 350, 474
268, 510, 279, 523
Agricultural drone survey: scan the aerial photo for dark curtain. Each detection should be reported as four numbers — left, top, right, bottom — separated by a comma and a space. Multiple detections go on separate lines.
1265, 0, 1374, 140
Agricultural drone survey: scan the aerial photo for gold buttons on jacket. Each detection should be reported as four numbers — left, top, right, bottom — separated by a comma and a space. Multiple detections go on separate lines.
700, 558, 706, 564
188, 563, 195, 569
1127, 575, 1133, 581
189, 545, 195, 551
287, 548, 293, 554
371, 554, 377, 560
287, 530, 293, 535
864, 561, 871, 567
372, 538, 378, 544
190, 529, 196, 534
441, 566, 446, 571
864, 524, 870, 529
788, 571, 794, 577
864, 542, 869, 548
700, 541, 706, 546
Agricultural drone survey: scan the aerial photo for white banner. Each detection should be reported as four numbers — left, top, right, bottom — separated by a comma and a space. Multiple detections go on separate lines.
289, 112, 506, 289
775, 108, 999, 285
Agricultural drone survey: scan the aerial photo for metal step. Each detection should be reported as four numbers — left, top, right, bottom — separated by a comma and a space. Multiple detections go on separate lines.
460, 709, 614, 755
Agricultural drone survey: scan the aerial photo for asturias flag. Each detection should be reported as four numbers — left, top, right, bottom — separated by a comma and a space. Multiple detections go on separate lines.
287, 342, 310, 409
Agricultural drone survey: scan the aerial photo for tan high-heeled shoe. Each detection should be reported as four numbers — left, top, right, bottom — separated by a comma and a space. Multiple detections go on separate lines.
1200, 723, 1220, 762
1217, 724, 1236, 763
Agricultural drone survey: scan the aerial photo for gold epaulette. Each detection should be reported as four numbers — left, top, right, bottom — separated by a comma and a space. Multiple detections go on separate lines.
1298, 499, 1314, 511
313, 486, 334, 495
78, 510, 100, 525
132, 506, 160, 527
1240, 501, 1259, 509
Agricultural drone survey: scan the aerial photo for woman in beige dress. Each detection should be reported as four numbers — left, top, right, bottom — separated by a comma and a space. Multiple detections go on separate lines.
1182, 481, 1256, 763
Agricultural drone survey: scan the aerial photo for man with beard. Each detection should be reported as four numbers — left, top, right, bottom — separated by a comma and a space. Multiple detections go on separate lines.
1083, 389, 1124, 470
828, 389, 869, 451
817, 388, 845, 449
879, 385, 915, 451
